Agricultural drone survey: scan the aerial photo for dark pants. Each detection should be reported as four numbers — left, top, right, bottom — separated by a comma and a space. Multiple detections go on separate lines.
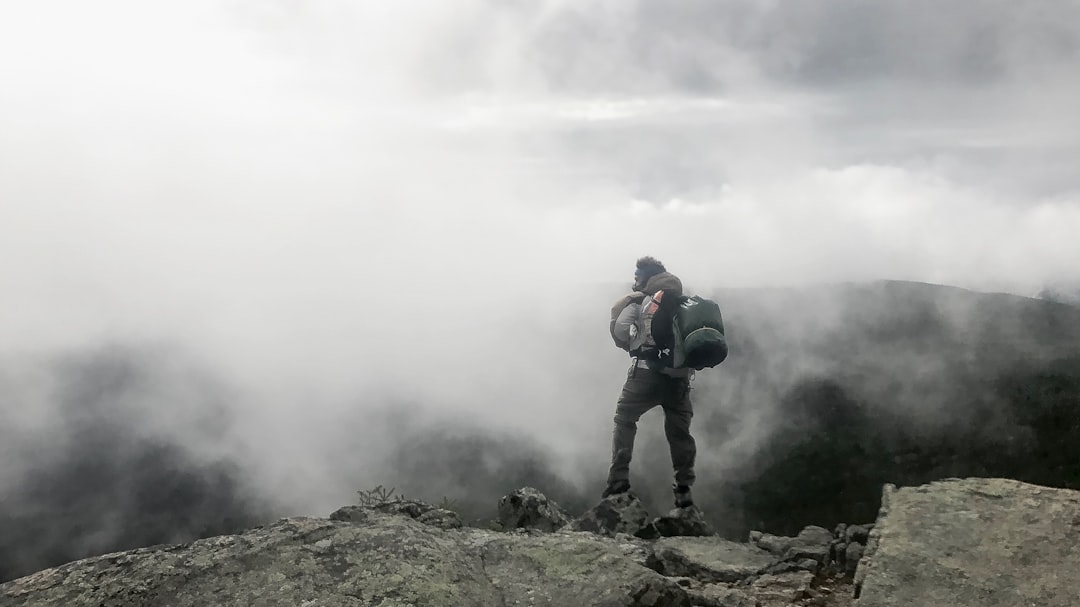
606, 364, 696, 487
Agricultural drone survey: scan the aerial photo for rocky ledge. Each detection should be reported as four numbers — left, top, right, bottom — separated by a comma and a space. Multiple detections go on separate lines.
854, 477, 1080, 606
2, 478, 1078, 606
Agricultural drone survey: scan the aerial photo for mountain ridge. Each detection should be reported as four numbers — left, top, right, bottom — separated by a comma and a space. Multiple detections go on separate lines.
2, 279, 1078, 582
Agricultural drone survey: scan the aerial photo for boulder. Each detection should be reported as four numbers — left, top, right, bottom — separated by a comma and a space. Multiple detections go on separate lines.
748, 530, 795, 556
651, 507, 717, 538
854, 478, 1080, 606
569, 496, 720, 540
829, 522, 874, 576
792, 525, 834, 546
749, 526, 832, 554
844, 524, 873, 545
568, 492, 652, 537
750, 524, 835, 574
844, 543, 864, 575
496, 487, 572, 532
646, 537, 775, 584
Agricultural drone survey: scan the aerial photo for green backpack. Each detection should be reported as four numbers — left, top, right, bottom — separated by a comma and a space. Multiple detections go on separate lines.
672, 296, 728, 370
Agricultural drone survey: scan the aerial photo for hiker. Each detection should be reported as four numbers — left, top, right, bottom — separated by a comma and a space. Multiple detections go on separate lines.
604, 256, 696, 509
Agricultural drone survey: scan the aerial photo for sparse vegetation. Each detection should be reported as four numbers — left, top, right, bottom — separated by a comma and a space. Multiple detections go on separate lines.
436, 495, 461, 514
356, 485, 402, 507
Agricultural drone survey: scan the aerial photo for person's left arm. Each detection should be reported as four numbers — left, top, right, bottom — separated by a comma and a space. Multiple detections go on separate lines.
610, 294, 644, 350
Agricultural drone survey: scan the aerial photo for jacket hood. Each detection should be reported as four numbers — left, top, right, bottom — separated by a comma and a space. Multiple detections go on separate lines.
644, 271, 683, 297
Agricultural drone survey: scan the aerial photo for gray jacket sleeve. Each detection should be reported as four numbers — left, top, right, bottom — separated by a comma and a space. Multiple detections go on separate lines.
610, 302, 641, 351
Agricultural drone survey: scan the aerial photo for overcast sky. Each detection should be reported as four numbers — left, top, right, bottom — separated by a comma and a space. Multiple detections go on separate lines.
2, 1, 1079, 513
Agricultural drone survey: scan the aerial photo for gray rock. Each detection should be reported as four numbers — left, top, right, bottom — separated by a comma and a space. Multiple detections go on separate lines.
331, 499, 464, 530
686, 584, 758, 607
752, 525, 829, 551
751, 571, 814, 606
496, 486, 572, 532
795, 525, 834, 546
0, 511, 691, 607
764, 558, 820, 575
782, 543, 829, 566
11, 478, 983, 607
749, 531, 794, 556
844, 542, 864, 575
844, 523, 873, 545
751, 524, 833, 574
829, 539, 846, 564
475, 531, 691, 606
569, 492, 652, 537
854, 478, 1080, 606
647, 537, 775, 584
651, 506, 717, 537
634, 522, 662, 540
418, 508, 465, 530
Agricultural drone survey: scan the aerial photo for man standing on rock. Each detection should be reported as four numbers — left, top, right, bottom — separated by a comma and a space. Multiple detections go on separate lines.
605, 256, 696, 509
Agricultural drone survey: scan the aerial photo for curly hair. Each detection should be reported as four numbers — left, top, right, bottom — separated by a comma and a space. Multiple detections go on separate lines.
635, 256, 666, 275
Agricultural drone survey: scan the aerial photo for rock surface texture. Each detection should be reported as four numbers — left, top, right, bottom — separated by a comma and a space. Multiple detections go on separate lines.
496, 486, 573, 532
567, 492, 654, 536
854, 477, 1080, 606
5, 477, 1072, 606
567, 493, 717, 540
0, 512, 687, 607
0, 487, 864, 607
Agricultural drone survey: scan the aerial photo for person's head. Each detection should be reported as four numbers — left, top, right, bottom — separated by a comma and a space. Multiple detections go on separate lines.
633, 256, 666, 291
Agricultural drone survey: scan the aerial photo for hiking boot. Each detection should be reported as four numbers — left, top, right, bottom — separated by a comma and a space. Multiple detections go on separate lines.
602, 480, 631, 498
673, 484, 693, 508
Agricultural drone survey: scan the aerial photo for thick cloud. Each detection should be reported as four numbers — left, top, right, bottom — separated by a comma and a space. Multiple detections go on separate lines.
422, 0, 1080, 92
1, 0, 1079, 578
